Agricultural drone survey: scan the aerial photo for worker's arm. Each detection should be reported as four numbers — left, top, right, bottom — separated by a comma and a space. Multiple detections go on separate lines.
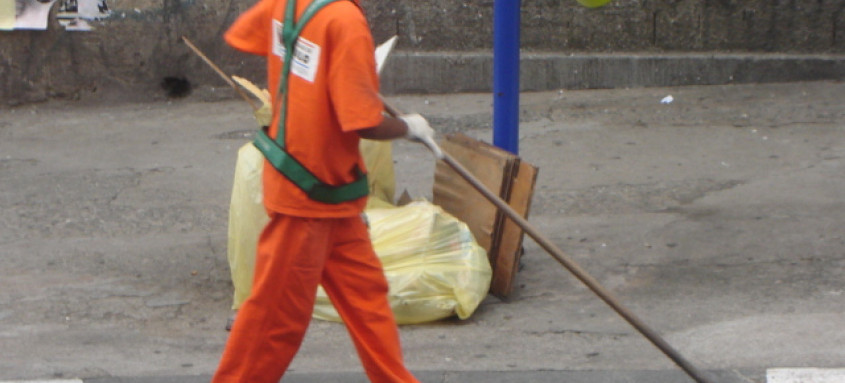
358, 113, 443, 158
357, 115, 408, 140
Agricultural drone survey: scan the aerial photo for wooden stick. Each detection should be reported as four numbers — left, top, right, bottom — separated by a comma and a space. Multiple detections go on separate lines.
181, 36, 258, 111
382, 99, 715, 383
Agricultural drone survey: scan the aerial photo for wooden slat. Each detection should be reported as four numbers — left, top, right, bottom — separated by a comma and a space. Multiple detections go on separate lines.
488, 157, 518, 271
433, 135, 509, 254
490, 159, 539, 298
433, 133, 538, 298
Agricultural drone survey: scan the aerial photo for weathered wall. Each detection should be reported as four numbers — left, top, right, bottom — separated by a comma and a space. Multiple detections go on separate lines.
1, 0, 844, 104
390, 0, 845, 53
0, 0, 261, 104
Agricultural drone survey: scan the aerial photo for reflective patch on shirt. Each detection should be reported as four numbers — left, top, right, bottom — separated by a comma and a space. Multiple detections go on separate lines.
272, 19, 321, 83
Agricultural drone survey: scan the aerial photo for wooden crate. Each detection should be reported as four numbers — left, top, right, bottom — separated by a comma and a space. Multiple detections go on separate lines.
433, 134, 538, 298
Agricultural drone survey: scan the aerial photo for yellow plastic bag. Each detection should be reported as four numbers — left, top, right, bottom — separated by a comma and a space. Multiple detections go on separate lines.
360, 139, 395, 206
226, 143, 268, 310
313, 201, 492, 324
226, 139, 396, 310
227, 141, 490, 323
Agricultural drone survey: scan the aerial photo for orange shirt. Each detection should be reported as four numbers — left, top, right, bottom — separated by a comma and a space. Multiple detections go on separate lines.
225, 0, 383, 217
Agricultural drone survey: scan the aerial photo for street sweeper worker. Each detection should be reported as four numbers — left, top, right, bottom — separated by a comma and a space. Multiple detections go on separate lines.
210, 0, 433, 382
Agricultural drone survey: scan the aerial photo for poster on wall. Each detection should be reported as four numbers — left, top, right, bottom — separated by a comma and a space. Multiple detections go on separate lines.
57, 0, 110, 31
11, 0, 57, 30
1, 0, 109, 31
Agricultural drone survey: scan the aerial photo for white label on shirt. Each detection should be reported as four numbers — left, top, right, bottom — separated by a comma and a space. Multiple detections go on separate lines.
272, 19, 320, 83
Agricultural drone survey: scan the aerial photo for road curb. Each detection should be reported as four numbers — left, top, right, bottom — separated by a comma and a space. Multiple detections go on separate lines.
78, 369, 759, 383
380, 52, 845, 94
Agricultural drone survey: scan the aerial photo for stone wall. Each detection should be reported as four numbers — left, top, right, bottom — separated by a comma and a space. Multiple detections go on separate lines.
1, 0, 843, 104
387, 0, 845, 53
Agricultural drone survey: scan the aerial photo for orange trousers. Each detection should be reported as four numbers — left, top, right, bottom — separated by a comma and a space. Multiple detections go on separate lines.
212, 212, 419, 383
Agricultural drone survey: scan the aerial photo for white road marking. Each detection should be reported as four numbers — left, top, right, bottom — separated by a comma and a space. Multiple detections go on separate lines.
768, 368, 845, 383
0, 380, 83, 383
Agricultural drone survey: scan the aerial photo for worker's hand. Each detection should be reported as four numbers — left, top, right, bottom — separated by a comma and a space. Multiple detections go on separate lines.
254, 103, 272, 127
400, 113, 443, 159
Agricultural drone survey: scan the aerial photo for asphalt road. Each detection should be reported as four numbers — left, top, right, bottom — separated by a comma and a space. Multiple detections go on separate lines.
1, 81, 843, 383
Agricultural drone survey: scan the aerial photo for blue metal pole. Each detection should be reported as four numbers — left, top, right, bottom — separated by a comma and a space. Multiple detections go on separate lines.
493, 0, 520, 154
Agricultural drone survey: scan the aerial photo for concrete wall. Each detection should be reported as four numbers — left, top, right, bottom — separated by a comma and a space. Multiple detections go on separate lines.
1, 0, 844, 105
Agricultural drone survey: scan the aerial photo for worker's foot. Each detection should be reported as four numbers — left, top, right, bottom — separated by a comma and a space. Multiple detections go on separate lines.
225, 312, 237, 331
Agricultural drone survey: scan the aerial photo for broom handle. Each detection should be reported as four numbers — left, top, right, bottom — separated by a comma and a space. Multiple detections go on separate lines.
182, 36, 259, 111
382, 98, 715, 383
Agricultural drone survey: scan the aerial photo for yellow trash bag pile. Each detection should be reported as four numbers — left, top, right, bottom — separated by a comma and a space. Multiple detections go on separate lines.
314, 201, 490, 324
227, 140, 491, 324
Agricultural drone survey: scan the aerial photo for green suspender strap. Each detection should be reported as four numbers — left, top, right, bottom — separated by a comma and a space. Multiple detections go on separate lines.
253, 0, 369, 204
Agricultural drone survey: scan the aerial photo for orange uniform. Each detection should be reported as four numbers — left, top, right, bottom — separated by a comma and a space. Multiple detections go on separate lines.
225, 0, 382, 217
212, 0, 419, 382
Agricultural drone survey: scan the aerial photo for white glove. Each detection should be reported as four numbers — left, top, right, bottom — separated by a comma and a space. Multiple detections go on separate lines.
400, 113, 443, 159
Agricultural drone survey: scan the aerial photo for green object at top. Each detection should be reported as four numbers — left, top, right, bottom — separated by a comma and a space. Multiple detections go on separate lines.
576, 0, 612, 8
